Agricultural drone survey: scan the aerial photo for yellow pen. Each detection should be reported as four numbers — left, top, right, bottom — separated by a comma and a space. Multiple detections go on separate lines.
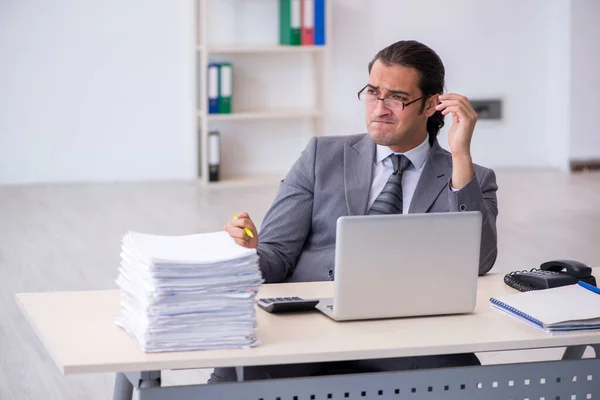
233, 214, 254, 238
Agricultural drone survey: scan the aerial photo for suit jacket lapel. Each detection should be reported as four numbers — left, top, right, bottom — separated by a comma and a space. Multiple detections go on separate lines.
408, 140, 452, 214
344, 135, 375, 215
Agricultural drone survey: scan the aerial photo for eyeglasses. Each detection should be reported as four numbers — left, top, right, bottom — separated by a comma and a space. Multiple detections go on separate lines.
357, 85, 426, 111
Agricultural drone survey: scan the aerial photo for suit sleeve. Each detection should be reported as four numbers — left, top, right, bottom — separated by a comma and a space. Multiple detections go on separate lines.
256, 138, 317, 283
448, 168, 498, 275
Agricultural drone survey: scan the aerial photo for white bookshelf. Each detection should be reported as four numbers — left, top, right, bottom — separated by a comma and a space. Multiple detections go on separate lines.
195, 0, 332, 186
202, 174, 286, 189
200, 45, 327, 54
198, 109, 322, 121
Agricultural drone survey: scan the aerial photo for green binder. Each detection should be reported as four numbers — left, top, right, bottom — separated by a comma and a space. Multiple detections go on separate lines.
279, 0, 301, 45
218, 62, 232, 114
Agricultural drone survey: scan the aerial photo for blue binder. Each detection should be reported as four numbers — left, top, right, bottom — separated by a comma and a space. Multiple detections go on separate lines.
314, 0, 325, 45
208, 62, 220, 114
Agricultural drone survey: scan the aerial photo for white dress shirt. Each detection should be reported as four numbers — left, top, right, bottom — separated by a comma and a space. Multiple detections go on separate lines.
367, 137, 431, 214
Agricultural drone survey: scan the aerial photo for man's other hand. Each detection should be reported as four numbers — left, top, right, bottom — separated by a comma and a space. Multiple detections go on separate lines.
224, 212, 259, 248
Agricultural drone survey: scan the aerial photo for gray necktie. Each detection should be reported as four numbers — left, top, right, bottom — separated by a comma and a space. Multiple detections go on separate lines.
368, 154, 411, 215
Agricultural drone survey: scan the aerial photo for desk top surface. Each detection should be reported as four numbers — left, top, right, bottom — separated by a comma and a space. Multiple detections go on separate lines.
16, 272, 600, 375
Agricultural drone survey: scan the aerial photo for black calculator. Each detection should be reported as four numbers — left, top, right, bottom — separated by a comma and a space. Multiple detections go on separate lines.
257, 297, 319, 313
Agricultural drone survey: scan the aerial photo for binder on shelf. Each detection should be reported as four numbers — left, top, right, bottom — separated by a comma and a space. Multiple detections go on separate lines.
301, 0, 314, 45
280, 0, 301, 45
314, 0, 326, 45
208, 130, 221, 182
218, 62, 233, 114
208, 62, 220, 114
279, 0, 290, 44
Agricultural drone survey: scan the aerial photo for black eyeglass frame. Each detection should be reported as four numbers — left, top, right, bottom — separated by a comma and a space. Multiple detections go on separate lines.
357, 84, 430, 111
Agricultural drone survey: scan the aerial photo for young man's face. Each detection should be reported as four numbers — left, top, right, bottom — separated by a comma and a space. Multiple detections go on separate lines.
364, 60, 436, 152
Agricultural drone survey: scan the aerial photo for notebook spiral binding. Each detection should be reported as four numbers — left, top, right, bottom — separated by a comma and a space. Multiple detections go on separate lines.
489, 297, 544, 328
503, 269, 540, 292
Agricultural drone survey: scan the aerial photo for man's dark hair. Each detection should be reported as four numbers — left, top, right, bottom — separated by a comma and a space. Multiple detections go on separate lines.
368, 40, 445, 145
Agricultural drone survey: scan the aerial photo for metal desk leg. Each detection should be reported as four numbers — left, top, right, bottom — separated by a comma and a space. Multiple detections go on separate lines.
562, 345, 588, 360
113, 371, 161, 400
113, 373, 134, 400
236, 366, 244, 382
132, 371, 162, 388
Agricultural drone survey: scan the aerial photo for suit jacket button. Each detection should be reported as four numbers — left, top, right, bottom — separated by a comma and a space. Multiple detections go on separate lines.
459, 204, 467, 211
328, 269, 334, 279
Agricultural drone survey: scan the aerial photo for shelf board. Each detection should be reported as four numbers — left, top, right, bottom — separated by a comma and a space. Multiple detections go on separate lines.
198, 109, 322, 121
203, 174, 284, 188
197, 45, 326, 54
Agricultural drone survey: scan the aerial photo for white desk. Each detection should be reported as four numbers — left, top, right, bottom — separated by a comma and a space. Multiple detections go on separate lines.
16, 273, 600, 399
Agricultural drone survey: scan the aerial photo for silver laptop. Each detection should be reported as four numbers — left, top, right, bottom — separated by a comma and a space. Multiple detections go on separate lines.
315, 211, 482, 321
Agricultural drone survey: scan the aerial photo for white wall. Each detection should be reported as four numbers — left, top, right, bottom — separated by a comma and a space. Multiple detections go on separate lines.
569, 0, 600, 161
329, 0, 573, 169
0, 0, 196, 184
1, 0, 598, 184
541, 0, 571, 171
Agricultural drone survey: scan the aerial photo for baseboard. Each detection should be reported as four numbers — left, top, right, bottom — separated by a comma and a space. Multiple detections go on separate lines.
569, 159, 600, 172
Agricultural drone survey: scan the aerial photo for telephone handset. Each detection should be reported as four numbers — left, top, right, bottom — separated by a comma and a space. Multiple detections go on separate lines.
504, 259, 596, 292
540, 259, 593, 277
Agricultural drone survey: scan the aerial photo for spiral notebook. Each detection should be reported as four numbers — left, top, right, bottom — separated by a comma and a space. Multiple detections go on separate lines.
489, 281, 600, 334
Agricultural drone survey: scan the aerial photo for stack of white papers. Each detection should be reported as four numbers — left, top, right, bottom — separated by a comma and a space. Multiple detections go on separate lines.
115, 231, 262, 352
490, 282, 600, 334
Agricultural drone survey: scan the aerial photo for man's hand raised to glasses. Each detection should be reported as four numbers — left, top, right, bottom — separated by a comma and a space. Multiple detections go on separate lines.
436, 93, 478, 190
224, 212, 258, 248
436, 93, 478, 159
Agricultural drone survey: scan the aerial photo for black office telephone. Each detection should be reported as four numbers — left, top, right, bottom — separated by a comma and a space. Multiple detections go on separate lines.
504, 260, 596, 292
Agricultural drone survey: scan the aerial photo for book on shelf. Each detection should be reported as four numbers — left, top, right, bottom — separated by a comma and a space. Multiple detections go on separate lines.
208, 62, 220, 114
280, 0, 325, 46
314, 0, 326, 45
280, 0, 301, 45
301, 0, 314, 45
218, 62, 233, 114
207, 61, 233, 115
208, 130, 221, 182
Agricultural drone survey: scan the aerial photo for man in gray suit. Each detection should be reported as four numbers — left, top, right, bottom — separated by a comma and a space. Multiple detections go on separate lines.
213, 40, 498, 382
